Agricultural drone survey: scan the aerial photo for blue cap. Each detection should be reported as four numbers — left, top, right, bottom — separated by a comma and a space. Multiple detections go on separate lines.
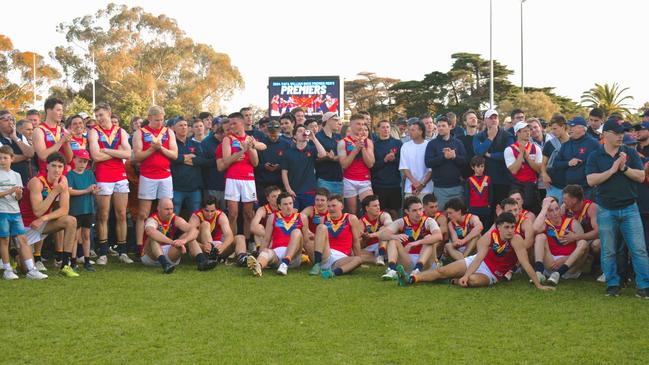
567, 116, 587, 127
640, 121, 649, 130
602, 117, 626, 134
623, 134, 637, 145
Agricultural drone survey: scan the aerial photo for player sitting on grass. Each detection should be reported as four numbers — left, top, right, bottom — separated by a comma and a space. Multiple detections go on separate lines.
308, 194, 363, 278
445, 198, 483, 261
394, 212, 554, 291
359, 194, 392, 265
141, 198, 214, 273
376, 196, 443, 280
247, 192, 307, 276
532, 197, 588, 286
301, 187, 330, 260
249, 185, 280, 252
19, 152, 78, 278
188, 197, 235, 266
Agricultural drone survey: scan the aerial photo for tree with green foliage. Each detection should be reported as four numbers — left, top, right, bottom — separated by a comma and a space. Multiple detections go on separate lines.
581, 82, 634, 118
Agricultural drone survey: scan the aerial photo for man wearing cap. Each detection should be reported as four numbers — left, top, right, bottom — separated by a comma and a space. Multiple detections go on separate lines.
473, 109, 514, 210
636, 121, 649, 157
256, 120, 291, 205
554, 116, 600, 200
586, 117, 649, 298
315, 112, 343, 196
504, 121, 542, 213
425, 115, 467, 210
201, 117, 226, 210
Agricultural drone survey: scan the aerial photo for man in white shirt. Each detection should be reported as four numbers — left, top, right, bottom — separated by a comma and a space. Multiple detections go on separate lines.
399, 120, 433, 200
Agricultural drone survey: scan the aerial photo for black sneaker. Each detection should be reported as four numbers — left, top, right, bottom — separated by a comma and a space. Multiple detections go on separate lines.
162, 263, 175, 274
84, 263, 96, 272
606, 286, 621, 297
197, 259, 217, 271
636, 288, 649, 299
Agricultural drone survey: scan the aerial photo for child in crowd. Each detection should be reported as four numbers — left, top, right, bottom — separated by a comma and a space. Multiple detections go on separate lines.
465, 156, 493, 232
67, 149, 98, 271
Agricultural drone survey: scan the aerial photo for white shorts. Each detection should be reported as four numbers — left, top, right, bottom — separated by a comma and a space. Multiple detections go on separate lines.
364, 242, 379, 254
445, 242, 467, 253
343, 178, 372, 198
141, 245, 181, 266
409, 254, 420, 269
23, 222, 48, 246
464, 255, 497, 285
97, 179, 130, 196
272, 247, 302, 268
138, 176, 173, 200
224, 178, 257, 203
544, 255, 581, 279
322, 248, 348, 269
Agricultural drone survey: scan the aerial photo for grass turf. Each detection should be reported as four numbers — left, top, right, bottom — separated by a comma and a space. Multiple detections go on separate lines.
1, 258, 648, 364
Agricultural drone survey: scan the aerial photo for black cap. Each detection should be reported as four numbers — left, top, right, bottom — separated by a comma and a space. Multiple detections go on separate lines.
602, 117, 627, 134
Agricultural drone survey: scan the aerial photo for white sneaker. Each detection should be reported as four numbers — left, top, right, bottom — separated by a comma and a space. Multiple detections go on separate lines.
34, 261, 47, 272
547, 272, 560, 286
410, 268, 421, 276
3, 269, 19, 280
375, 255, 385, 266
597, 273, 606, 283
562, 271, 581, 280
96, 255, 108, 265
118, 253, 134, 264
89, 250, 98, 259
535, 271, 546, 284
381, 268, 398, 280
277, 262, 288, 275
26, 269, 48, 280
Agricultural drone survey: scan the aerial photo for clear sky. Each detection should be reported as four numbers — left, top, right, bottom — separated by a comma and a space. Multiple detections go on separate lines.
5, 0, 648, 114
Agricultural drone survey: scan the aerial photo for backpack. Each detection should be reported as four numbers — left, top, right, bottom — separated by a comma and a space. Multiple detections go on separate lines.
546, 137, 562, 173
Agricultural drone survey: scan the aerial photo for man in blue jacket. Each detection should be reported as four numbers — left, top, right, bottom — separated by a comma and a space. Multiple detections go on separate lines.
425, 115, 467, 210
171, 117, 210, 215
554, 116, 601, 199
473, 109, 514, 210
200, 118, 226, 210
256, 120, 291, 205
371, 120, 402, 218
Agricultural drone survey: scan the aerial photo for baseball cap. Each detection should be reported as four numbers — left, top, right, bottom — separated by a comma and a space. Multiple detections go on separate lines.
267, 120, 281, 131
322, 112, 339, 123
602, 117, 626, 134
407, 117, 420, 125
640, 121, 649, 130
73, 149, 90, 160
513, 121, 530, 134
484, 109, 498, 119
623, 134, 637, 145
567, 116, 587, 127
78, 112, 89, 119
396, 117, 408, 125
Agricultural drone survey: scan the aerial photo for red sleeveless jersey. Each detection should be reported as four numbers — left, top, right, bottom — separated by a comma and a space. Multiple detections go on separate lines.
271, 212, 303, 249
545, 217, 577, 256
225, 134, 255, 180
325, 213, 353, 255
94, 125, 127, 182
361, 212, 383, 246
468, 175, 490, 208
308, 206, 328, 233
193, 209, 223, 241
509, 142, 538, 183
342, 136, 370, 181
401, 215, 431, 254
484, 229, 519, 281
19, 175, 61, 227
37, 123, 66, 173
260, 204, 277, 228
515, 212, 527, 238
566, 200, 593, 233
140, 126, 171, 179
141, 212, 178, 255
450, 214, 474, 240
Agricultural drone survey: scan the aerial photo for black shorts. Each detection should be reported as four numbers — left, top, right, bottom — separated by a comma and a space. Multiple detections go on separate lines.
75, 214, 95, 229
372, 186, 402, 212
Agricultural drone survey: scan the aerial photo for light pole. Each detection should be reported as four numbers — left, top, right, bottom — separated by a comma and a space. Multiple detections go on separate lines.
521, 0, 526, 93
32, 53, 37, 108
489, 0, 494, 109
91, 52, 96, 110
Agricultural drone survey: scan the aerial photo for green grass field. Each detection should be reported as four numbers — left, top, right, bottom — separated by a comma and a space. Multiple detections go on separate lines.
2, 258, 648, 364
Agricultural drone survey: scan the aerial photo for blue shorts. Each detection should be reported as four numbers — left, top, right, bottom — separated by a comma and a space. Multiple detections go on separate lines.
0, 212, 25, 238
317, 179, 343, 196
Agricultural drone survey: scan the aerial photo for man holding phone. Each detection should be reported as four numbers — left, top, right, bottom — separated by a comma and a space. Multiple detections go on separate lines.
256, 120, 290, 205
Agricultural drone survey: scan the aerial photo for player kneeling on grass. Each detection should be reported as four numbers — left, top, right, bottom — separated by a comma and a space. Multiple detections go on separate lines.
0, 146, 47, 280
396, 212, 554, 291
376, 196, 443, 280
141, 198, 213, 274
359, 195, 392, 265
19, 152, 78, 278
532, 197, 588, 286
445, 198, 483, 261
308, 194, 363, 278
188, 197, 235, 267
247, 192, 307, 276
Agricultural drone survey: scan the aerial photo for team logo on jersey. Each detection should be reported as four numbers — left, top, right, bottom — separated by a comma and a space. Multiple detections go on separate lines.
545, 218, 572, 245
326, 213, 349, 238
275, 212, 300, 235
